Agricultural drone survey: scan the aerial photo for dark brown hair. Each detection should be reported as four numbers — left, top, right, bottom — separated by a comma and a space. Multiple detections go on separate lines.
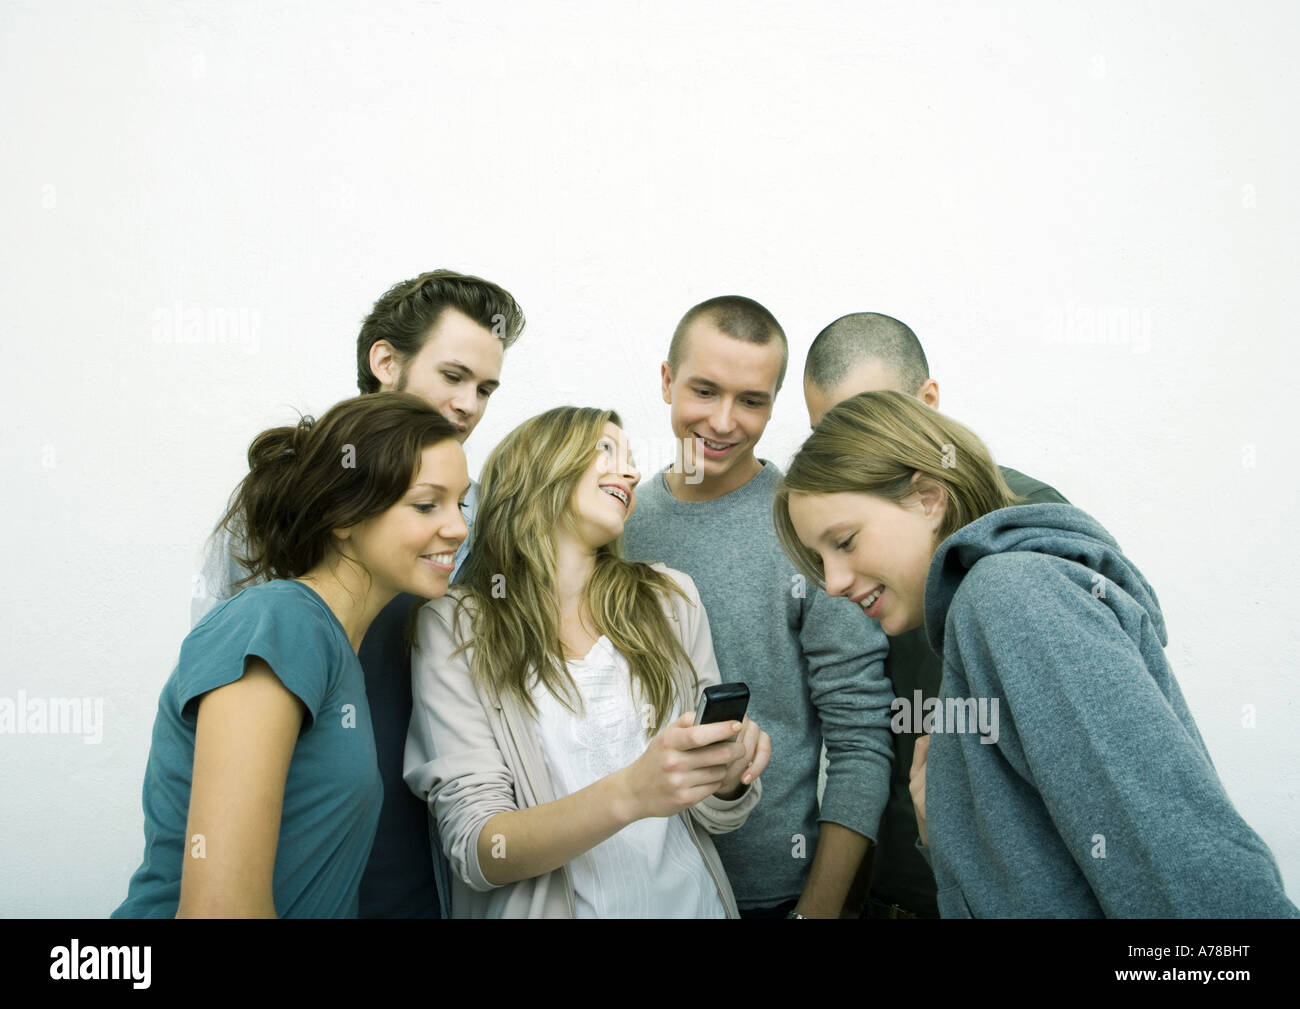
356, 268, 526, 394
218, 393, 461, 588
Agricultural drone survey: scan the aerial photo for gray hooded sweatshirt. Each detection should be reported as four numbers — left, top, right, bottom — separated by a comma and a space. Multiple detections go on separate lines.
920, 503, 1297, 918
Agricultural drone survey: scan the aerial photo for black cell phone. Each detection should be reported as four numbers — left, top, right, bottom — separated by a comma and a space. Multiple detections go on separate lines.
694, 682, 750, 730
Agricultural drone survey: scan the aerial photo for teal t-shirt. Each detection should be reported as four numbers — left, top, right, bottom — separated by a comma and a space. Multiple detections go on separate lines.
113, 580, 383, 918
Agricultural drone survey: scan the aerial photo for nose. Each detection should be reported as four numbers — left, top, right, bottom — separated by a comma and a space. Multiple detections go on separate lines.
822, 554, 854, 599
602, 443, 640, 487
442, 503, 470, 546
710, 398, 736, 436
449, 387, 476, 422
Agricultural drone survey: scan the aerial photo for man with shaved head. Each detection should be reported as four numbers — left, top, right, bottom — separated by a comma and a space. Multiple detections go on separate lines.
805, 313, 938, 423
803, 311, 1068, 920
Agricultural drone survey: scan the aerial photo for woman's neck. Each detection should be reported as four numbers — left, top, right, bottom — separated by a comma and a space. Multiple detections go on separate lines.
553, 530, 598, 654
296, 557, 396, 653
554, 532, 597, 611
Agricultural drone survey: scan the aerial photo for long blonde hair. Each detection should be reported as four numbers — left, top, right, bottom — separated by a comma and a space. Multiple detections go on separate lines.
454, 406, 696, 734
774, 391, 1020, 587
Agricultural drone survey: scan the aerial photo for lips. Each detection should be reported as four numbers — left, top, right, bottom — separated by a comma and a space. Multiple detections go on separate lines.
694, 433, 738, 456
853, 584, 885, 618
420, 551, 456, 572
599, 483, 631, 508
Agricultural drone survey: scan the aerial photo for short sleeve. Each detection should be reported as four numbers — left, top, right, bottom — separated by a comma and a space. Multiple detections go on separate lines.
174, 585, 341, 730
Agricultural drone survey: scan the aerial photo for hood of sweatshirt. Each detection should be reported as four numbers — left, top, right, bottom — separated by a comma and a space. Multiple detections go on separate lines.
924, 503, 1167, 656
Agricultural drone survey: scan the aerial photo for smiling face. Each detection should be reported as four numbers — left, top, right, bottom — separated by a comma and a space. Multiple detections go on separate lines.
562, 421, 641, 551
342, 439, 471, 598
786, 486, 945, 635
661, 320, 782, 497
377, 308, 504, 442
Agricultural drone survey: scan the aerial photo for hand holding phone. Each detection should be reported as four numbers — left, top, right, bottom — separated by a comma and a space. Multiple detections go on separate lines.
693, 682, 750, 734
618, 683, 769, 818
692, 683, 769, 799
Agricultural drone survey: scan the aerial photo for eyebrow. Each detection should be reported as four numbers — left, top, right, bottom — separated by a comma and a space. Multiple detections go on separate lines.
599, 437, 638, 461
436, 361, 496, 387
818, 523, 855, 545
411, 483, 472, 504
439, 360, 500, 390
686, 376, 772, 400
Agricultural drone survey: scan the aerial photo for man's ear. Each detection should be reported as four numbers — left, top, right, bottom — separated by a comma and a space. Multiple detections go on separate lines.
917, 378, 941, 409
369, 340, 401, 391
660, 361, 674, 405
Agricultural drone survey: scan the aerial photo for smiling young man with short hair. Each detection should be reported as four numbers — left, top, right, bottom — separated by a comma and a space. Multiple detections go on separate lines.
619, 295, 895, 918
188, 268, 524, 918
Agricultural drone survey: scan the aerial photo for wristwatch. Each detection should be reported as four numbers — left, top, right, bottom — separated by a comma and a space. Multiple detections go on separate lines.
786, 909, 806, 919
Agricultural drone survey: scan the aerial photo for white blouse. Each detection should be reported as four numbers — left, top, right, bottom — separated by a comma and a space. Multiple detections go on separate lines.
528, 636, 727, 918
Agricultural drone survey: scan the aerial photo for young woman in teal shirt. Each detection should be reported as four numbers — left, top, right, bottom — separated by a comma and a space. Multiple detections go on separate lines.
115, 393, 467, 917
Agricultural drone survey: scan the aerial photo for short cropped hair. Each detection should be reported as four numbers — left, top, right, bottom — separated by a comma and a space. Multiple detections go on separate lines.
667, 295, 788, 392
804, 312, 929, 397
356, 268, 525, 394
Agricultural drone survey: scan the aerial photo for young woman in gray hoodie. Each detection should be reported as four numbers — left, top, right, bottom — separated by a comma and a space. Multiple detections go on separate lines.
773, 390, 1297, 918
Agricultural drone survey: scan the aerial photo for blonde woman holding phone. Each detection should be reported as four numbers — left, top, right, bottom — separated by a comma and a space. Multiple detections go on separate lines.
405, 406, 771, 918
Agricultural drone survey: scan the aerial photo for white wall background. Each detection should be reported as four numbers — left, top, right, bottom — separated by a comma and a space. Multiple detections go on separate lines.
2, 0, 1296, 917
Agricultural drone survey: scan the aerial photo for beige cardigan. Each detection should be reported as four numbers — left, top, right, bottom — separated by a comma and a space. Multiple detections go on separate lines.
403, 564, 760, 918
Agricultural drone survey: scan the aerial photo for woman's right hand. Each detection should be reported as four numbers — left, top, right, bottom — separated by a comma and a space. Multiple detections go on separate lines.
616, 711, 748, 821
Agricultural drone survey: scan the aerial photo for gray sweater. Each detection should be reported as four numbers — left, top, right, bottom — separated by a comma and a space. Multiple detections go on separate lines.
922, 503, 1298, 918
620, 462, 894, 908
